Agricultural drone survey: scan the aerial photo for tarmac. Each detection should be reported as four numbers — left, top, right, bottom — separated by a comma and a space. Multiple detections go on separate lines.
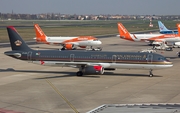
0, 36, 180, 113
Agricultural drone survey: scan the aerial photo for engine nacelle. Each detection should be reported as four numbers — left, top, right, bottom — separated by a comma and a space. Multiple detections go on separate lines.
84, 65, 104, 75
65, 44, 73, 50
174, 42, 180, 46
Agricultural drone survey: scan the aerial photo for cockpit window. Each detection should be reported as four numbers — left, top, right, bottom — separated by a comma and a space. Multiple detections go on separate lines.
93, 39, 99, 41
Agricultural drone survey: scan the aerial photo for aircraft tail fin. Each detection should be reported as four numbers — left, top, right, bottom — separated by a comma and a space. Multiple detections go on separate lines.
177, 23, 180, 36
158, 21, 169, 32
117, 22, 133, 41
7, 26, 31, 51
34, 24, 46, 42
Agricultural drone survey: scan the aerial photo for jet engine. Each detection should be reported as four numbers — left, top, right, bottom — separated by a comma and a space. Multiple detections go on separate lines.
65, 44, 74, 50
174, 42, 180, 46
83, 65, 104, 75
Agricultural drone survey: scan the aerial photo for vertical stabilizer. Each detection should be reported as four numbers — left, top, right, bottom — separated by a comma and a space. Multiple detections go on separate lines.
34, 24, 46, 42
177, 23, 180, 36
7, 26, 31, 51
117, 23, 133, 41
158, 21, 169, 32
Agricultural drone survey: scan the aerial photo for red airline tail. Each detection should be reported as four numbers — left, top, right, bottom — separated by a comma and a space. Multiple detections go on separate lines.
117, 23, 133, 41
34, 24, 46, 43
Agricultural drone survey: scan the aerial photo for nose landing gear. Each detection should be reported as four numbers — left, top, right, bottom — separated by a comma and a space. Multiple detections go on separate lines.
149, 69, 153, 77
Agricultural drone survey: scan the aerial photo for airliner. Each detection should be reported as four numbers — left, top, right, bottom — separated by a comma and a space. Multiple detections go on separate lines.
158, 21, 178, 34
4, 26, 173, 77
117, 22, 180, 46
34, 24, 102, 50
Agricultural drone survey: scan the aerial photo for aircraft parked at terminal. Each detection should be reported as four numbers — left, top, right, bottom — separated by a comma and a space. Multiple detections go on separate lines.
34, 24, 102, 50
4, 26, 173, 77
158, 21, 178, 34
117, 22, 180, 46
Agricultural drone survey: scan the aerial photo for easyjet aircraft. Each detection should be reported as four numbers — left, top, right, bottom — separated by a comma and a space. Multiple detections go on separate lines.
117, 22, 180, 46
4, 26, 173, 77
34, 24, 102, 50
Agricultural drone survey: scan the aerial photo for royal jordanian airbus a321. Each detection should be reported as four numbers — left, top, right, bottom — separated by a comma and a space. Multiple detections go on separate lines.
34, 24, 102, 50
118, 22, 180, 46
4, 26, 173, 77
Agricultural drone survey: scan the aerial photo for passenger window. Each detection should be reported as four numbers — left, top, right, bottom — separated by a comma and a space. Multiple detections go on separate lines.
158, 57, 164, 60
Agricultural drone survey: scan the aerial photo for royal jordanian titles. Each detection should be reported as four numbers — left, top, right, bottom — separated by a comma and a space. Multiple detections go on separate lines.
118, 22, 180, 46
34, 24, 102, 50
4, 26, 173, 77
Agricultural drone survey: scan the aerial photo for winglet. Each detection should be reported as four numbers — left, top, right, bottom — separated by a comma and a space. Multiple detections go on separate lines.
117, 22, 133, 41
34, 24, 46, 42
7, 26, 31, 51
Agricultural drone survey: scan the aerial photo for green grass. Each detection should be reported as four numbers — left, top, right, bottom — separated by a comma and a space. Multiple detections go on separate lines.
0, 20, 179, 42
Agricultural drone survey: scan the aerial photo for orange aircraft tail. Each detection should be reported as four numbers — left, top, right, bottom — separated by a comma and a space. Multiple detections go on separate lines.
177, 23, 180, 36
117, 22, 133, 41
34, 24, 46, 43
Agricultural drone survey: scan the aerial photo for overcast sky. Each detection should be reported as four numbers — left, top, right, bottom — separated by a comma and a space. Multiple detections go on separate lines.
0, 0, 180, 15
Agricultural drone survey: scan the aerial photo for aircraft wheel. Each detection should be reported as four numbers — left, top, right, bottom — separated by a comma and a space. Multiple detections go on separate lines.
149, 70, 153, 77
149, 74, 153, 77
98, 47, 102, 51
76, 71, 83, 76
72, 47, 77, 50
61, 48, 65, 50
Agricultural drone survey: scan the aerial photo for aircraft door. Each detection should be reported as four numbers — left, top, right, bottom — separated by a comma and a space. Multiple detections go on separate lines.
147, 54, 153, 63
27, 51, 32, 60
112, 55, 116, 63
70, 54, 74, 62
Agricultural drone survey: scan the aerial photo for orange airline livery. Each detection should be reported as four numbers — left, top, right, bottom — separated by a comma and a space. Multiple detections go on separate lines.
34, 24, 102, 50
117, 22, 180, 46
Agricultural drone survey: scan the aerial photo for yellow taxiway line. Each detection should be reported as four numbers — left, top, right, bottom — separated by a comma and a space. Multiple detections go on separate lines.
46, 79, 79, 113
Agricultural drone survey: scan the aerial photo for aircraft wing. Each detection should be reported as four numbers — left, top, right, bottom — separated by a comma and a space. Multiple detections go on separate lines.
148, 38, 164, 42
62, 38, 85, 45
140, 38, 164, 43
140, 39, 151, 42
32, 61, 110, 68
63, 42, 80, 45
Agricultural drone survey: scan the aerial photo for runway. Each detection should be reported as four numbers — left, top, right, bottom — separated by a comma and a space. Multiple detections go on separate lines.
1, 37, 180, 113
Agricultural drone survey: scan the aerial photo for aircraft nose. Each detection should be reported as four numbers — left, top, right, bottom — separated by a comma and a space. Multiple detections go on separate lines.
164, 59, 173, 67
98, 40, 102, 45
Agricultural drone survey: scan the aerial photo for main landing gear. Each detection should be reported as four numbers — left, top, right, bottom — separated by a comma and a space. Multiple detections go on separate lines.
86, 46, 102, 51
76, 66, 85, 76
76, 71, 83, 76
149, 69, 154, 77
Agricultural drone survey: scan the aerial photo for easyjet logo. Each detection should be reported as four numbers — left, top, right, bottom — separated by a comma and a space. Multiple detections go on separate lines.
118, 24, 127, 34
35, 25, 43, 36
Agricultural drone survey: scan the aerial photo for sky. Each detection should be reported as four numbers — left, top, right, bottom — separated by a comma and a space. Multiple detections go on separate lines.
0, 0, 180, 15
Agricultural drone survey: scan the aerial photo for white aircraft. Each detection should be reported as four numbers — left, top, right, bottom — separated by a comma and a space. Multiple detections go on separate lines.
34, 24, 102, 50
117, 22, 180, 46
